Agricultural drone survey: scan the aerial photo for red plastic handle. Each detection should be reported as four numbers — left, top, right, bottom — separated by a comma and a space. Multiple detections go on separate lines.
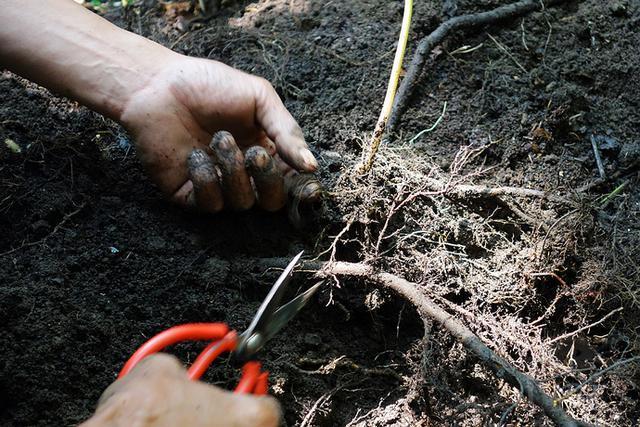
235, 361, 269, 395
119, 323, 269, 395
188, 331, 237, 380
119, 323, 229, 378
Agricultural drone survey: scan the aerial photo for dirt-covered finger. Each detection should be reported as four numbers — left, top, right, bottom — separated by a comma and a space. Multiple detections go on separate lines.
210, 131, 255, 211
236, 133, 276, 157
245, 146, 286, 212
186, 149, 224, 213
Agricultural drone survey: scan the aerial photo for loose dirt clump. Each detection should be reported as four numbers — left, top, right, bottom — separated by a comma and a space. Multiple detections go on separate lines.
1, 0, 639, 426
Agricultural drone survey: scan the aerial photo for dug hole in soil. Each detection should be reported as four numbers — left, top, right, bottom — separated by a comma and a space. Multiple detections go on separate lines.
1, 0, 639, 426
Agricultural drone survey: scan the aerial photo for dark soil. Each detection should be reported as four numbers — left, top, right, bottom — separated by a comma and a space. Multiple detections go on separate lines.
1, 0, 639, 426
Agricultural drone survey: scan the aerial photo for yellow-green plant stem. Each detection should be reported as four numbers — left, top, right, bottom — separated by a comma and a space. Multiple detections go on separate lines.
599, 180, 628, 207
359, 0, 413, 174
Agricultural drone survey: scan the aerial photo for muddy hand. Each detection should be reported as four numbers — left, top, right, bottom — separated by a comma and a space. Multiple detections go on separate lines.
185, 130, 321, 214
0, 1, 321, 218
115, 56, 322, 217
80, 354, 280, 427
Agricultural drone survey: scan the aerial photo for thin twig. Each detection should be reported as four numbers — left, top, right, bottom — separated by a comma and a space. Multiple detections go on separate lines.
555, 356, 640, 404
487, 33, 527, 73
521, 18, 530, 51
450, 42, 484, 55
548, 307, 623, 344
0, 202, 87, 257
577, 158, 640, 193
542, 14, 553, 64
590, 135, 606, 179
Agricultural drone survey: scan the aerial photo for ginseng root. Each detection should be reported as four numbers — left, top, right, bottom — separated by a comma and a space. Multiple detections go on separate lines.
285, 173, 323, 228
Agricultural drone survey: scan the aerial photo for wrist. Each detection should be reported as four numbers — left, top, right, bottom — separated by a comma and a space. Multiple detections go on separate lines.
0, 0, 181, 124
85, 34, 181, 123
116, 49, 190, 135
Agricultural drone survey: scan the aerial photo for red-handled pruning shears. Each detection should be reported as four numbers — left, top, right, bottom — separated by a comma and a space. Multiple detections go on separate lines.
118, 251, 319, 395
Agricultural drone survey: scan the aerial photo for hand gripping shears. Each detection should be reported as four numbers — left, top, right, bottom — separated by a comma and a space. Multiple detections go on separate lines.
118, 252, 319, 395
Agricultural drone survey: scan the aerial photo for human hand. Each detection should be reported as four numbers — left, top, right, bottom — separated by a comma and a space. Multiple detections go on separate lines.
80, 354, 281, 427
120, 55, 321, 213
1, 0, 320, 214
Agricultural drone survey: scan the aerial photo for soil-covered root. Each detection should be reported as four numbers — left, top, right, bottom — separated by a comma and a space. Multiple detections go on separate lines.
234, 256, 585, 426
286, 173, 323, 229
387, 0, 572, 141
308, 138, 637, 425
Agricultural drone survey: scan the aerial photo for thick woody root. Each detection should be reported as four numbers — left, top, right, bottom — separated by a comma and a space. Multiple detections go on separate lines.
315, 262, 585, 427
386, 0, 571, 139
236, 257, 586, 427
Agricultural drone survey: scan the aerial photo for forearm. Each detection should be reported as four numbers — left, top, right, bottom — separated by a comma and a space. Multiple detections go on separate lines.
0, 0, 176, 121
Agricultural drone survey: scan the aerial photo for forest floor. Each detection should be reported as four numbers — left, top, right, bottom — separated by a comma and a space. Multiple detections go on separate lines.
1, 0, 639, 425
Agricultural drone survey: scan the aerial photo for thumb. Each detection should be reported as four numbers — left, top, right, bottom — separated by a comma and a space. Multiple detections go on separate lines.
253, 78, 318, 173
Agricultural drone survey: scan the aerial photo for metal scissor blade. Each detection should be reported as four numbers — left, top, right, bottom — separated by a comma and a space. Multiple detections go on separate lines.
236, 251, 304, 358
250, 251, 303, 331
258, 282, 322, 345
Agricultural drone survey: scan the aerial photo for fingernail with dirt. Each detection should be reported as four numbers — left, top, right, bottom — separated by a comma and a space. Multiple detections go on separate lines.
210, 131, 255, 211
245, 146, 286, 212
187, 148, 223, 213
299, 148, 318, 171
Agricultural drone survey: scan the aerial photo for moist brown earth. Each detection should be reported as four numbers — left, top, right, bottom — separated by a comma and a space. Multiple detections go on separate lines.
1, 0, 639, 426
